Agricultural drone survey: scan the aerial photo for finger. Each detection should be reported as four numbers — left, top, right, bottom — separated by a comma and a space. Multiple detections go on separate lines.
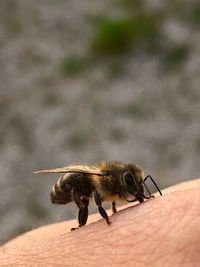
4, 178, 200, 247
1, 179, 200, 267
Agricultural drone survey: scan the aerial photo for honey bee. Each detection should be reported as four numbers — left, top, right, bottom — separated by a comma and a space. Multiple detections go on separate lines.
35, 161, 162, 230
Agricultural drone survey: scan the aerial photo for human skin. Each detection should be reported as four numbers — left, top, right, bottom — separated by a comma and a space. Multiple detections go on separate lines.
1, 179, 200, 267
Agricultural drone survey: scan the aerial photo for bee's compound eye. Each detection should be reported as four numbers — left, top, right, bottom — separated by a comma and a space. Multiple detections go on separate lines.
123, 172, 134, 186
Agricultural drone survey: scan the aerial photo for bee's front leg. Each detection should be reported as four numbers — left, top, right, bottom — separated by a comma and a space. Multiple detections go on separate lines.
94, 191, 110, 225
112, 201, 117, 213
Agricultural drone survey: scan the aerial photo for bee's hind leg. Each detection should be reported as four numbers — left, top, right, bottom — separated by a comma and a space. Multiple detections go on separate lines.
78, 198, 89, 227
71, 191, 89, 231
94, 191, 110, 225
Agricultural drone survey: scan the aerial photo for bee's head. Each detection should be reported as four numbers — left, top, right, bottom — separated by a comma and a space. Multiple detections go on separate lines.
122, 169, 162, 203
123, 171, 145, 203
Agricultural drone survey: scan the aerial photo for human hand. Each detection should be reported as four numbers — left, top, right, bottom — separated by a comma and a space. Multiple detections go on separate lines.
1, 179, 200, 267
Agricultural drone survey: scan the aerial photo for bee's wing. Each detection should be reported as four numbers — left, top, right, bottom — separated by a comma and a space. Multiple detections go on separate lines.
34, 165, 103, 176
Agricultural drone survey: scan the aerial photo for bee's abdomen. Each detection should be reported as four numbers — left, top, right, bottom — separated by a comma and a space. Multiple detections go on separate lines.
50, 176, 72, 204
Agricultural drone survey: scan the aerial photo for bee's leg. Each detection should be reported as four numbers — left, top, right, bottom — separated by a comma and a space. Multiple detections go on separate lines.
94, 191, 110, 225
71, 191, 89, 231
112, 201, 117, 213
78, 198, 89, 227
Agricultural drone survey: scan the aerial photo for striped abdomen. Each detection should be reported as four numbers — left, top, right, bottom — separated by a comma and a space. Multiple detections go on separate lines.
50, 174, 73, 204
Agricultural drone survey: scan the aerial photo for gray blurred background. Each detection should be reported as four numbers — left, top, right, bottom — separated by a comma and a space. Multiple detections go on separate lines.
0, 0, 200, 242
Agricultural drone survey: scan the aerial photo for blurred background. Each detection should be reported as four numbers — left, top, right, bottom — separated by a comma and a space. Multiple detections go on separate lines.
0, 0, 200, 242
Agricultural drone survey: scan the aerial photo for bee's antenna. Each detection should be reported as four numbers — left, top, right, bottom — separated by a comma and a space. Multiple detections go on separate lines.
143, 175, 162, 196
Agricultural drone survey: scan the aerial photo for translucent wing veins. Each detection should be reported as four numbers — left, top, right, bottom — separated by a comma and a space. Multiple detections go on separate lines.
34, 165, 103, 176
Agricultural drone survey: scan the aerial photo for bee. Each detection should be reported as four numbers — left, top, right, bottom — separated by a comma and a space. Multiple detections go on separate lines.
35, 161, 162, 230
